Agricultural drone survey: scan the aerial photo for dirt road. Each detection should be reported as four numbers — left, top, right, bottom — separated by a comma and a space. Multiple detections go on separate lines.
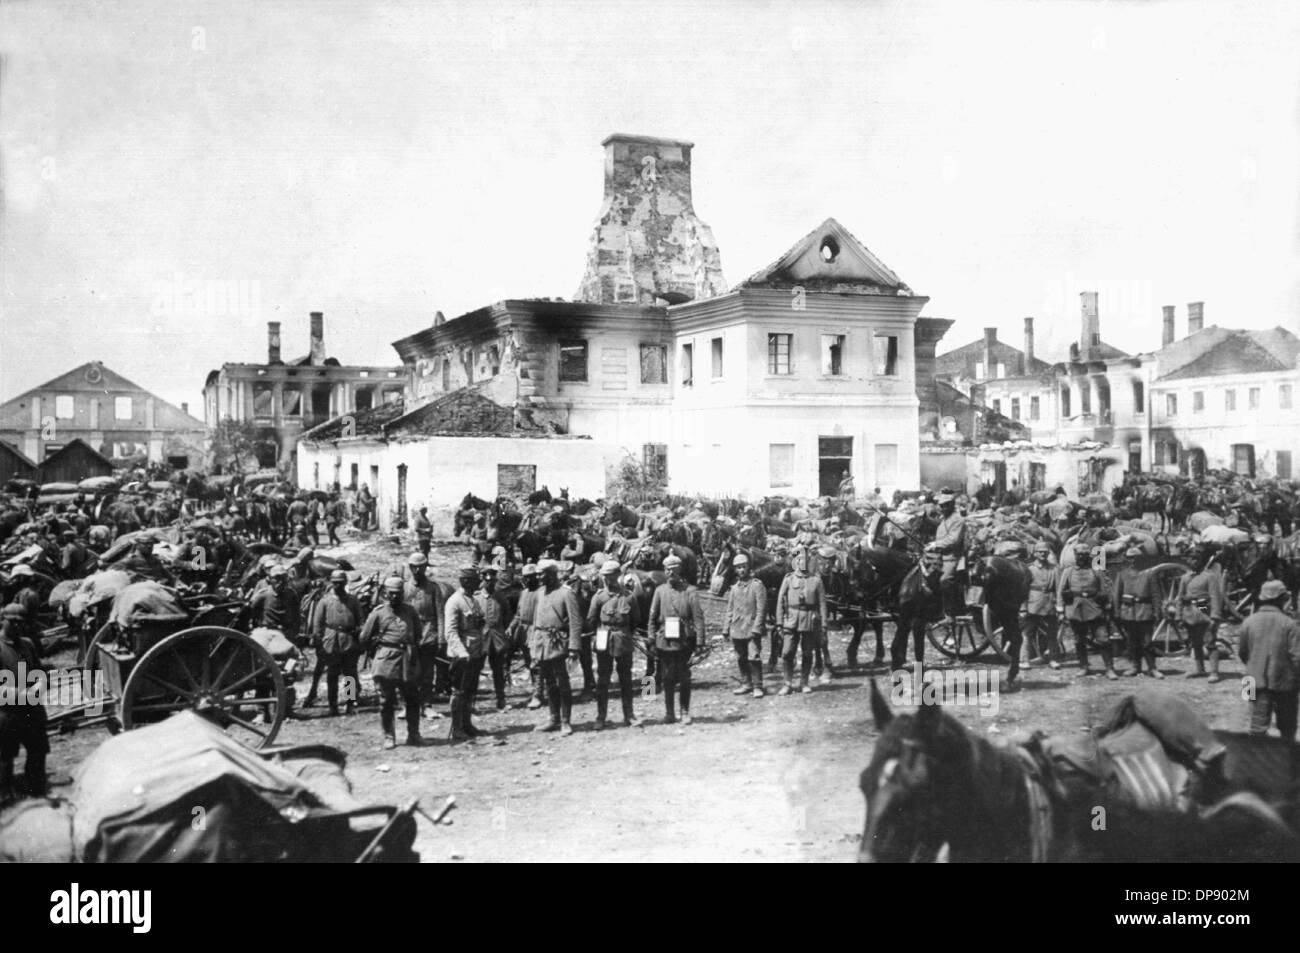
44, 532, 1259, 863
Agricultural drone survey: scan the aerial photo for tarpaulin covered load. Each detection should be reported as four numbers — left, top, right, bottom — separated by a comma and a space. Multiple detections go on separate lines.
1198, 524, 1250, 545
65, 569, 133, 621
108, 581, 188, 630
0, 711, 418, 863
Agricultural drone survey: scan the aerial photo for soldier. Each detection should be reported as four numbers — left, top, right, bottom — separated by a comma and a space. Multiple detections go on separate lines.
528, 560, 583, 735
930, 493, 966, 619
324, 492, 343, 547
413, 505, 433, 559
444, 566, 488, 742
776, 550, 828, 695
648, 554, 705, 724
892, 547, 943, 672
514, 564, 544, 710
1057, 542, 1118, 679
1170, 547, 1227, 683
1238, 580, 1300, 739
116, 535, 177, 585
477, 563, 515, 713
1024, 542, 1061, 670
59, 530, 90, 579
310, 569, 365, 715
1113, 545, 1163, 679
359, 576, 424, 749
0, 604, 47, 800
563, 563, 597, 699
584, 562, 643, 729
7, 566, 43, 623
723, 553, 765, 698
248, 564, 301, 641
402, 552, 446, 712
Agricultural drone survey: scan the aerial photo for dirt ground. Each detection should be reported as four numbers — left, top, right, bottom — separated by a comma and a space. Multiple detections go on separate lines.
42, 530, 1260, 863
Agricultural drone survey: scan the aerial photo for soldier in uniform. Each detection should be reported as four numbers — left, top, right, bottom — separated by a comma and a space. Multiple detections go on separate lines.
648, 554, 705, 724
402, 552, 446, 712
892, 547, 943, 672
249, 564, 301, 640
310, 569, 365, 715
359, 576, 424, 749
1237, 580, 1300, 739
930, 493, 966, 619
528, 560, 583, 735
776, 551, 828, 695
1057, 542, 1118, 679
324, 492, 344, 546
0, 604, 47, 800
413, 505, 433, 559
59, 530, 90, 579
1113, 545, 1163, 678
585, 562, 642, 729
514, 564, 544, 710
723, 553, 765, 698
1024, 542, 1061, 669
116, 535, 177, 585
444, 566, 489, 742
478, 563, 515, 713
1170, 547, 1227, 682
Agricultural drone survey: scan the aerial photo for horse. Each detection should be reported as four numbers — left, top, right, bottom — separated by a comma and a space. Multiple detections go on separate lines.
859, 683, 1300, 863
842, 544, 916, 667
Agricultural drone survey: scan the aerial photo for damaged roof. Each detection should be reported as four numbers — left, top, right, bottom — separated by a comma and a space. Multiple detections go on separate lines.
1158, 327, 1300, 381
300, 387, 552, 443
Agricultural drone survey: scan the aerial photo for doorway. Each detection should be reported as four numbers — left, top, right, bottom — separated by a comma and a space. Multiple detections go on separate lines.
818, 436, 852, 497
396, 464, 408, 528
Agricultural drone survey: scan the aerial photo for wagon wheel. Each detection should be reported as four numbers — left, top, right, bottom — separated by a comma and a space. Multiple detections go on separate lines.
1150, 617, 1186, 657
926, 615, 992, 661
975, 604, 1015, 663
78, 620, 116, 667
119, 625, 287, 748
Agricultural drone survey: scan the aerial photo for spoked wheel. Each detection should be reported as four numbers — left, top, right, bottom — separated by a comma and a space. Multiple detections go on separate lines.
926, 615, 992, 660
119, 626, 287, 748
1150, 617, 1187, 657
979, 605, 1014, 663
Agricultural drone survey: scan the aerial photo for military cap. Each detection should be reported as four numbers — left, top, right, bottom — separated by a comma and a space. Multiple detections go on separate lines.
329, 569, 348, 583
1260, 580, 1289, 602
536, 559, 559, 573
521, 564, 539, 577
1, 604, 25, 619
382, 575, 404, 592
268, 564, 288, 579
407, 552, 429, 566
458, 564, 480, 577
732, 553, 749, 566
600, 560, 621, 575
662, 555, 683, 569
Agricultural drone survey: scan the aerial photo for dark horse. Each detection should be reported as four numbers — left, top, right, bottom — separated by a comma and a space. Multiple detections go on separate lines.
842, 544, 916, 668
859, 683, 1300, 862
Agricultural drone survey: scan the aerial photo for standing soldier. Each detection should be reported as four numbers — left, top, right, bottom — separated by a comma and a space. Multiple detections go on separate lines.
478, 563, 515, 713
1237, 580, 1300, 739
403, 552, 446, 713
360, 576, 423, 749
528, 560, 583, 735
0, 604, 47, 800
514, 564, 544, 710
249, 564, 301, 641
444, 566, 489, 742
1024, 542, 1061, 670
1057, 542, 1118, 679
563, 563, 597, 700
1113, 545, 1163, 678
585, 561, 642, 729
724, 553, 766, 698
931, 493, 967, 620
310, 569, 365, 715
1170, 547, 1227, 683
648, 555, 705, 723
324, 492, 343, 547
776, 551, 828, 695
59, 530, 90, 579
413, 506, 433, 559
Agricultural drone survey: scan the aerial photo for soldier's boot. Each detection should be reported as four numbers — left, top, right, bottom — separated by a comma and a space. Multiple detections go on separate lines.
751, 660, 765, 698
732, 654, 752, 695
663, 691, 677, 725
595, 691, 608, 729
1207, 650, 1222, 684
559, 696, 574, 736
622, 689, 639, 727
24, 750, 46, 798
779, 658, 795, 696
800, 655, 814, 693
819, 645, 834, 683
535, 694, 561, 732
446, 692, 468, 742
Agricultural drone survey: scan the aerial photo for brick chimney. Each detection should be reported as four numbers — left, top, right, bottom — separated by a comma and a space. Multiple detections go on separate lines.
1023, 317, 1035, 374
181, 402, 189, 416
1161, 305, 1175, 347
982, 328, 997, 379
1187, 301, 1204, 336
309, 312, 325, 364
1080, 291, 1100, 360
267, 321, 281, 363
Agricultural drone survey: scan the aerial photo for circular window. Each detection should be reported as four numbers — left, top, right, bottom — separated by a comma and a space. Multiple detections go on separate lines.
820, 237, 840, 263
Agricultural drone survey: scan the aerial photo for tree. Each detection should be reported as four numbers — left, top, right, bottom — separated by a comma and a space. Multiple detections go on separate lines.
609, 451, 665, 502
209, 418, 260, 475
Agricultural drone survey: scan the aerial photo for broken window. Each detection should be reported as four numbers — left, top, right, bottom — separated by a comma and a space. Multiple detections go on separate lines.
768, 333, 792, 375
711, 337, 723, 378
1030, 396, 1040, 421
643, 443, 667, 483
253, 384, 274, 418
640, 344, 667, 384
282, 389, 302, 417
822, 334, 845, 376
992, 399, 1002, 415
1011, 398, 1021, 420
441, 359, 450, 391
680, 343, 693, 387
873, 334, 898, 376
559, 340, 588, 383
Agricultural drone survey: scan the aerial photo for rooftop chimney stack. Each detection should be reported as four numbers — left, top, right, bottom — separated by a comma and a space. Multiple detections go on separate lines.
982, 327, 997, 379
309, 312, 325, 364
1161, 305, 1175, 347
268, 321, 281, 363
181, 402, 189, 415
1080, 291, 1100, 360
1187, 301, 1204, 336
1023, 317, 1035, 374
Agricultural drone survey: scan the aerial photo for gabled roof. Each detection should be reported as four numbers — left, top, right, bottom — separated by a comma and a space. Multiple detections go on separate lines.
1158, 327, 1300, 381
299, 399, 408, 441
935, 337, 1053, 376
41, 438, 114, 470
736, 218, 911, 294
0, 362, 205, 429
0, 440, 38, 470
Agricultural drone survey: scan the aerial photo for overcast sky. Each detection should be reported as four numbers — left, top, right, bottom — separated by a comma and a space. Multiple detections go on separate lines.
3, 0, 1298, 411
